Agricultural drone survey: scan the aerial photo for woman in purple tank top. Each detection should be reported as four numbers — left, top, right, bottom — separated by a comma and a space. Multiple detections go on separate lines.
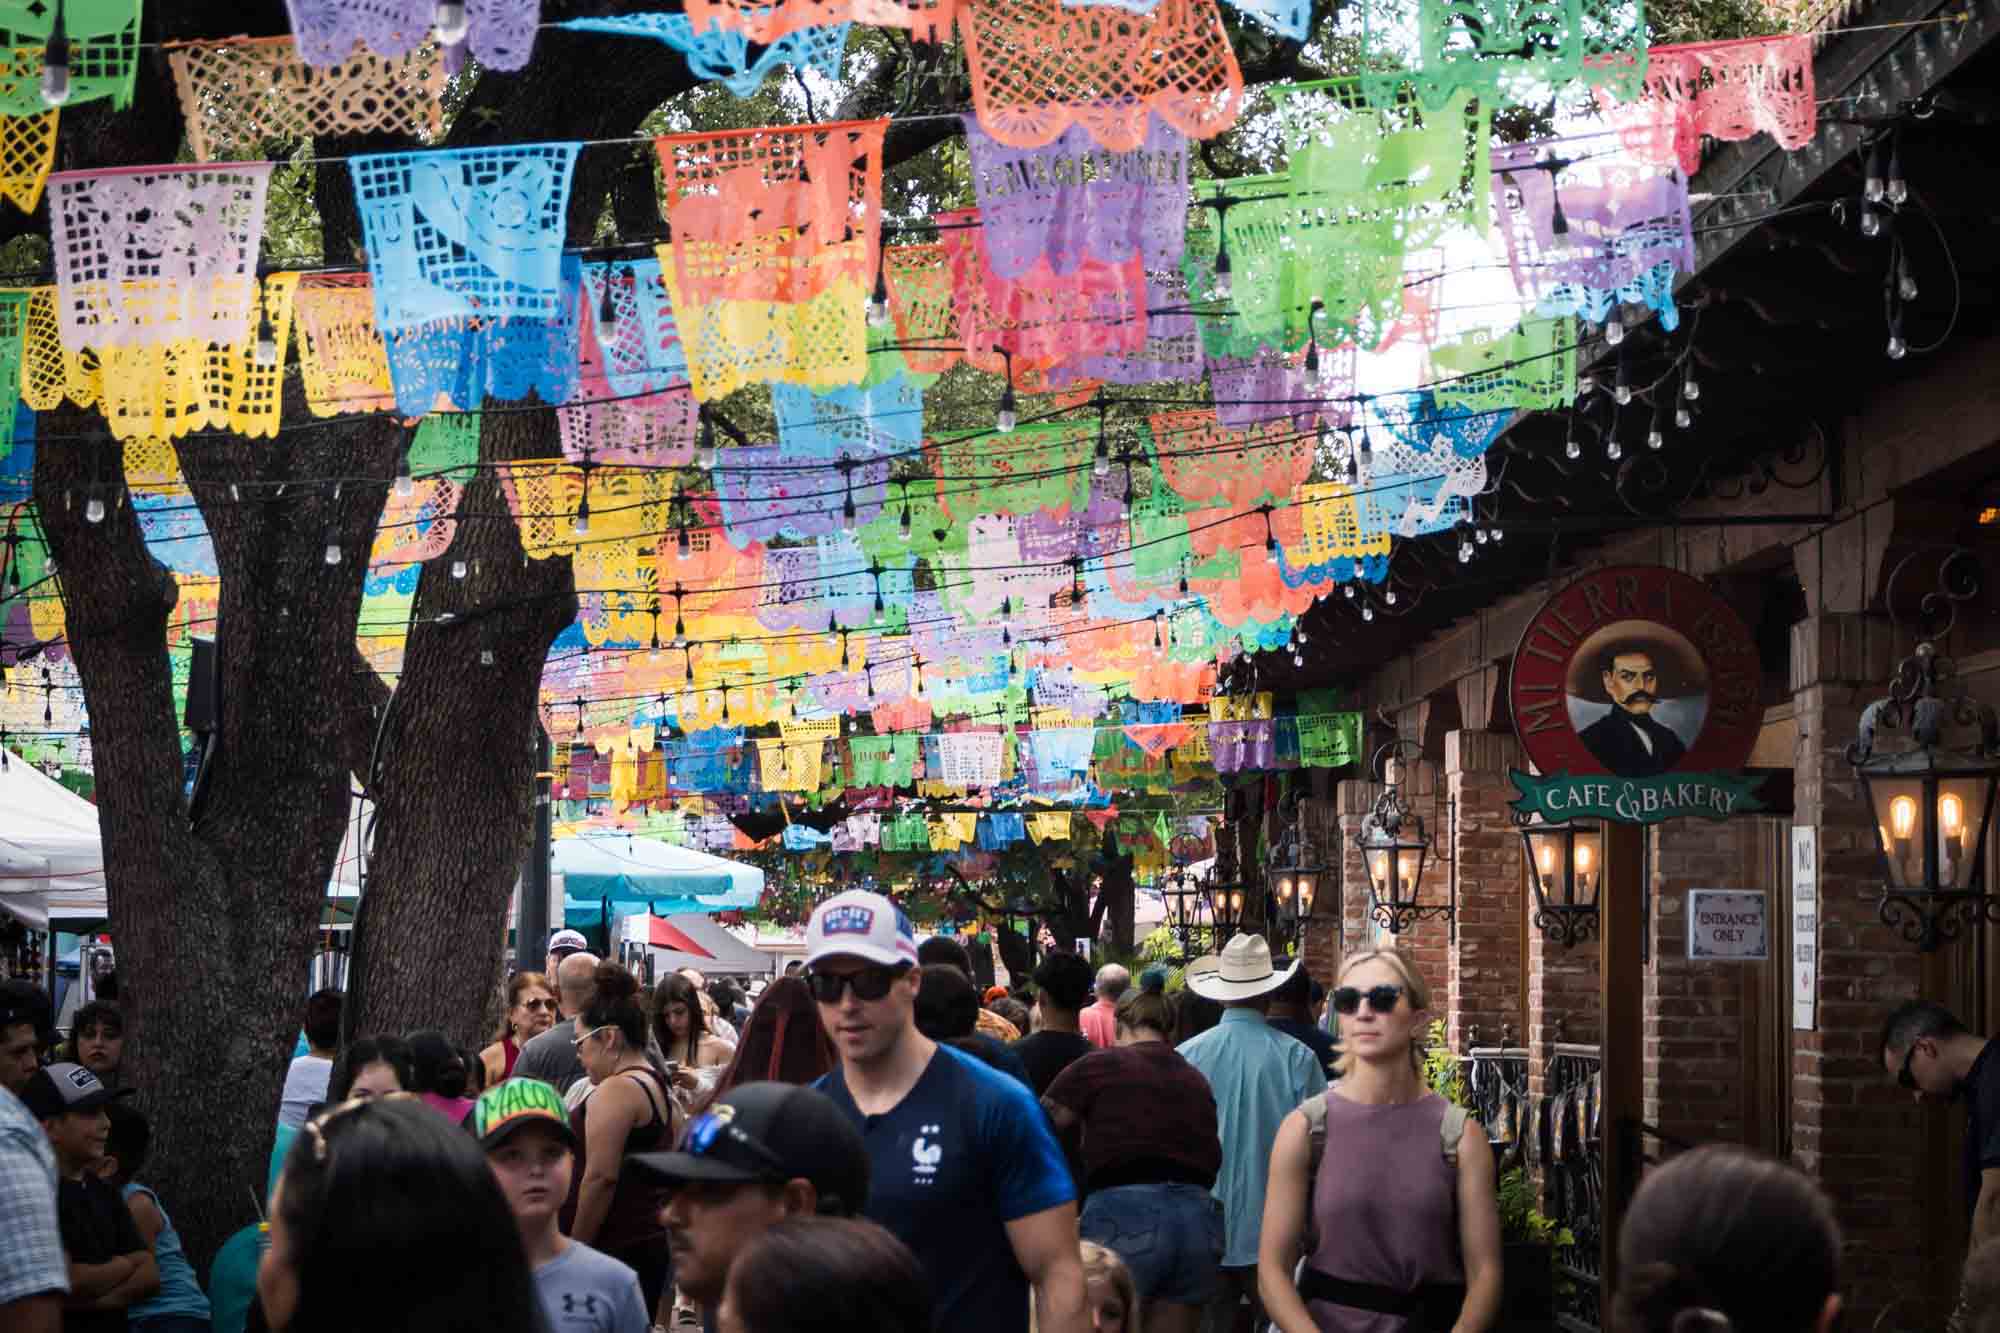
1255, 950, 1503, 1333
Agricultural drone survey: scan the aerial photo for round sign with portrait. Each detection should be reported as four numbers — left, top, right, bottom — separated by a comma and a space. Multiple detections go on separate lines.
1508, 566, 1761, 780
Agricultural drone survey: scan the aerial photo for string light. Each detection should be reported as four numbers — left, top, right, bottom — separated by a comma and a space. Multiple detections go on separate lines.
394, 452, 414, 499
435, 0, 470, 45
867, 253, 891, 328
40, 0, 71, 108
451, 558, 468, 580
253, 284, 279, 367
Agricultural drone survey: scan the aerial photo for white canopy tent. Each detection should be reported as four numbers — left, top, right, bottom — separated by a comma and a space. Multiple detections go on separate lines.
626, 912, 779, 976
0, 749, 106, 931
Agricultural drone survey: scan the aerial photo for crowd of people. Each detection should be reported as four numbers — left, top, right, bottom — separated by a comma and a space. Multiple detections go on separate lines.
0, 899, 1976, 1333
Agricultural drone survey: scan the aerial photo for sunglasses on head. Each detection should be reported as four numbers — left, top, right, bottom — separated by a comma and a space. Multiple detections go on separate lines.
571, 1024, 615, 1050
682, 1111, 788, 1175
1332, 984, 1406, 1016
806, 964, 908, 1004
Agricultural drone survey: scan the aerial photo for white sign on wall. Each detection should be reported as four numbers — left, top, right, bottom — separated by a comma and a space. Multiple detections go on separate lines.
1687, 890, 1769, 961
1792, 826, 1818, 1030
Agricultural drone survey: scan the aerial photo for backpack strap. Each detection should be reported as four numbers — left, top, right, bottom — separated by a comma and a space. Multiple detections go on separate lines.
1440, 1103, 1472, 1167
1298, 1092, 1330, 1258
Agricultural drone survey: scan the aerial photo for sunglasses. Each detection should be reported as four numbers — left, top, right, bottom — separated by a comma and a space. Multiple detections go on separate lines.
572, 1024, 615, 1050
1332, 984, 1406, 1016
682, 1111, 789, 1176
520, 999, 558, 1012
806, 964, 909, 1004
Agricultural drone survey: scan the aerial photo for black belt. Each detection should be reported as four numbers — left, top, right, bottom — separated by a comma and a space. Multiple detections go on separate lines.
1298, 1267, 1466, 1331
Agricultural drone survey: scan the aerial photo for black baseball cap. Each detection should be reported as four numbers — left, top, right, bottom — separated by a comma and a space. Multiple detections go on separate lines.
22, 1062, 133, 1119
631, 1082, 869, 1217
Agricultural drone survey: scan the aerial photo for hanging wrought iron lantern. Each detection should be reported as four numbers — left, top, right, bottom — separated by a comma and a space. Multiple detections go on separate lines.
1849, 613, 2000, 951
1162, 833, 1211, 959
1207, 879, 1249, 939
1517, 816, 1603, 948
1356, 740, 1453, 935
1265, 816, 1328, 945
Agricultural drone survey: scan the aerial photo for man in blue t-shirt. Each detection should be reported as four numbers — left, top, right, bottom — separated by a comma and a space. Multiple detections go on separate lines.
805, 890, 1088, 1333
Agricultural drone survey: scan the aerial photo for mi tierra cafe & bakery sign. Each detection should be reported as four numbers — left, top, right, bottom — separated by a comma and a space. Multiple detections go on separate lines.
1508, 565, 1765, 825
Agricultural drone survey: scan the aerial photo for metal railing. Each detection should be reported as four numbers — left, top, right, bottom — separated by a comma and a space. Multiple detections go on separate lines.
1546, 1042, 1603, 1333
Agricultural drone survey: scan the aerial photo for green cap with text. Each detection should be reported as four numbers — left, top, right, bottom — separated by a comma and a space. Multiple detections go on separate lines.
470, 1078, 576, 1151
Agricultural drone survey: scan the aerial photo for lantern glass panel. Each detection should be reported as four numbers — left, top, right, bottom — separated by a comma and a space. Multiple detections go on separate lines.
1938, 773, 1998, 891
1865, 773, 1927, 891
1395, 847, 1425, 900
1571, 830, 1602, 906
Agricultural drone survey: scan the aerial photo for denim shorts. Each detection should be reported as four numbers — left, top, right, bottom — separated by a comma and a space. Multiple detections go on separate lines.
1080, 1181, 1225, 1307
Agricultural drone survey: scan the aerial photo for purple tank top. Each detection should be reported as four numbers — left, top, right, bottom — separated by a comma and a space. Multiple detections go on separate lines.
1305, 1091, 1463, 1333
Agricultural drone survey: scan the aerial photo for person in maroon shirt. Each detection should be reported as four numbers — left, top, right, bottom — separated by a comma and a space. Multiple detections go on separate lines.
1043, 971, 1222, 1333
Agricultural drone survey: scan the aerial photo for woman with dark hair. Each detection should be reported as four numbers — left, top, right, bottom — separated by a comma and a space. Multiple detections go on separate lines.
326, 1036, 414, 1102
1172, 989, 1222, 1046
566, 964, 677, 1314
1613, 1145, 1842, 1333
66, 998, 125, 1086
405, 1030, 477, 1124
719, 1217, 930, 1333
653, 973, 733, 1108
481, 971, 557, 1086
257, 1094, 546, 1333
1043, 967, 1222, 1333
697, 976, 834, 1112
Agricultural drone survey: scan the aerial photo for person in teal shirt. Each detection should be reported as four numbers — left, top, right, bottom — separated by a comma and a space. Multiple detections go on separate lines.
1176, 935, 1327, 1333
100, 1104, 213, 1333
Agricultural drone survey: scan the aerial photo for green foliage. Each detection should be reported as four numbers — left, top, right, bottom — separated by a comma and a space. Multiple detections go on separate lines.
1422, 1019, 1465, 1105
1497, 1167, 1577, 1250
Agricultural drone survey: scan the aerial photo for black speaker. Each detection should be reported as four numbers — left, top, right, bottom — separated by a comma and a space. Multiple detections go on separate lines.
184, 635, 220, 733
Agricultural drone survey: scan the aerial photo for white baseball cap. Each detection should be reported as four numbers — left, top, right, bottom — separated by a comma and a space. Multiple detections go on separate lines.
805, 890, 920, 969
547, 928, 589, 955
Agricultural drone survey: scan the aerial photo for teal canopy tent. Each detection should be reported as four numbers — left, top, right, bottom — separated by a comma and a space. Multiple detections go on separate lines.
556, 833, 763, 929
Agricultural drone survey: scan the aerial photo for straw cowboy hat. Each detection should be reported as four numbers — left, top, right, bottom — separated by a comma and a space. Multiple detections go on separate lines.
1184, 933, 1300, 1002
1563, 620, 1708, 704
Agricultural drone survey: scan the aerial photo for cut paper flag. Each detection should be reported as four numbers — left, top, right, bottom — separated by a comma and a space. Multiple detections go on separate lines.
1588, 34, 1815, 176
964, 116, 1190, 279
349, 143, 582, 413
961, 0, 1243, 151
654, 120, 888, 400
0, 0, 141, 113
0, 49, 56, 212
294, 274, 397, 417
1296, 710, 1364, 768
168, 36, 447, 164
558, 13, 851, 98
48, 163, 273, 354
1354, 0, 1646, 111
286, 0, 539, 71
1428, 317, 1576, 414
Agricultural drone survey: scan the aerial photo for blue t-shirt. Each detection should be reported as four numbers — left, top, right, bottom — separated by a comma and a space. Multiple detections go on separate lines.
817, 1043, 1074, 1333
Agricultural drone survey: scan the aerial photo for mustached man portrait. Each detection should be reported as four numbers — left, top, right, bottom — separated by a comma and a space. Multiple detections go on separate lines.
1564, 622, 1710, 779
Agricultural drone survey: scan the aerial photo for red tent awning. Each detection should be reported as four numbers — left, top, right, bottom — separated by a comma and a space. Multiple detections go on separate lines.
647, 916, 714, 956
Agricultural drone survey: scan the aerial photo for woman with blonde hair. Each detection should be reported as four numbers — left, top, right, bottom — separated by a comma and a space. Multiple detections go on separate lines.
479, 971, 556, 1086
1258, 950, 1503, 1332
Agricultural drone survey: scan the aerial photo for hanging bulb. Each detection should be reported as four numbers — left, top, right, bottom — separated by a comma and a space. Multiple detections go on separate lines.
1564, 432, 1581, 461
898, 503, 912, 541
1897, 265, 1919, 302
867, 263, 891, 328
698, 411, 717, 471
84, 494, 106, 525
451, 558, 468, 580
1343, 582, 1356, 599
480, 647, 495, 668
394, 455, 414, 499
1612, 355, 1632, 406
673, 612, 687, 648
1385, 587, 1398, 604
598, 270, 621, 332
1607, 439, 1623, 461
1675, 404, 1693, 429
435, 0, 470, 44
676, 525, 692, 561
996, 385, 1017, 434
1093, 436, 1110, 478
1293, 651, 1303, 667
573, 500, 591, 537
1859, 206, 1882, 239
323, 539, 343, 566
841, 491, 857, 532
1361, 605, 1375, 622
1457, 537, 1472, 563
841, 633, 851, 671
1490, 527, 1504, 544
1604, 315, 1625, 347
253, 295, 278, 368
1153, 611, 1164, 649
1647, 426, 1664, 450
1474, 526, 1489, 545
1887, 332, 1908, 360
1863, 139, 1887, 203
1885, 138, 1907, 206
1210, 235, 1233, 300
1177, 564, 1189, 597
39, 2, 70, 108
230, 482, 241, 502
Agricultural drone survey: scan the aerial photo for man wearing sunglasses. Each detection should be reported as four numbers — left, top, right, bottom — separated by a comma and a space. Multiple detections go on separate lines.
633, 1082, 869, 1333
803, 889, 1089, 1333
1880, 999, 2000, 1319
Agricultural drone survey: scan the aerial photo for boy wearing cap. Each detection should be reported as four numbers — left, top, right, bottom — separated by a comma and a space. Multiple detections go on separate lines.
635, 1081, 871, 1333
472, 1079, 648, 1333
803, 890, 1089, 1333
22, 1063, 157, 1333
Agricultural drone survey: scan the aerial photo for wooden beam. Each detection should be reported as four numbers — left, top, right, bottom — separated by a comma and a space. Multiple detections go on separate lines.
1600, 819, 1646, 1298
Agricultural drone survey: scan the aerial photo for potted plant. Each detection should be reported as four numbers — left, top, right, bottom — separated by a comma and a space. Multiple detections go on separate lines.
1423, 1022, 1571, 1329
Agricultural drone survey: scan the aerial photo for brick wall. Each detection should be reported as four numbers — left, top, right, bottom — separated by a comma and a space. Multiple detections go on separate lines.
1446, 731, 1525, 1050
1645, 819, 1755, 1146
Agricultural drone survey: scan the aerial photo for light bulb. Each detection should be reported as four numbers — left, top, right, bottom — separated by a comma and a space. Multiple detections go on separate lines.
1361, 606, 1374, 622
1292, 652, 1303, 666
1093, 443, 1109, 478
435, 0, 470, 44
84, 496, 106, 524
1210, 264, 1232, 301
1864, 174, 1885, 204
395, 461, 414, 498
1384, 588, 1397, 604
698, 444, 716, 471
480, 648, 495, 667
323, 541, 343, 566
1682, 374, 1701, 402
1675, 406, 1693, 429
1614, 383, 1632, 407
1887, 334, 1908, 360
254, 328, 278, 368
1604, 315, 1625, 346
1607, 440, 1623, 461
1565, 437, 1581, 460
1490, 527, 1504, 544
1886, 177, 1908, 206
1343, 583, 1356, 599
1457, 539, 1472, 563
1538, 845, 1555, 876
39, 50, 70, 109
1890, 794, 1917, 840
677, 528, 693, 561
1575, 842, 1595, 873
451, 558, 468, 580
1942, 792, 1965, 836
1860, 208, 1882, 238
996, 388, 1017, 434
867, 296, 890, 328
1647, 427, 1664, 451
1474, 527, 1488, 544
1898, 272, 1919, 301
574, 509, 591, 536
